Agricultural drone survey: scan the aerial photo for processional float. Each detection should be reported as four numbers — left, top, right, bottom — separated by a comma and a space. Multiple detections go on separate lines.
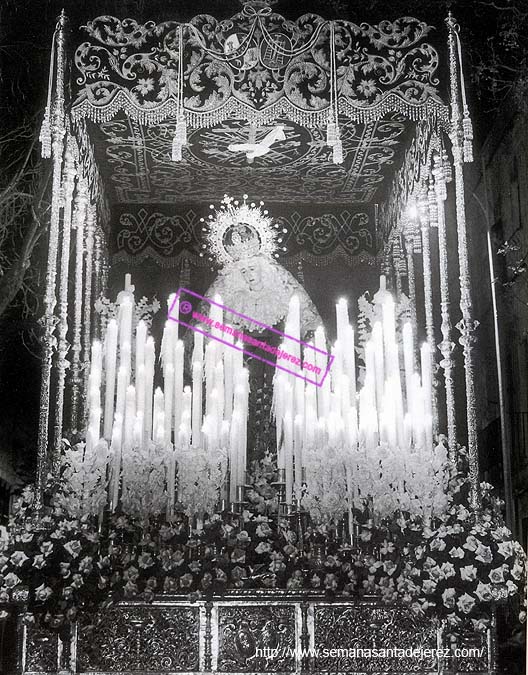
2, 2, 525, 674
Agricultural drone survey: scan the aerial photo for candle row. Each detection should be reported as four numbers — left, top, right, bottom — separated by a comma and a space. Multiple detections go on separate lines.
273, 276, 436, 506
85, 279, 250, 514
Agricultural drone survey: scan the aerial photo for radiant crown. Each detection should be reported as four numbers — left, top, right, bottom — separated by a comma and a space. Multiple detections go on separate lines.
200, 195, 287, 267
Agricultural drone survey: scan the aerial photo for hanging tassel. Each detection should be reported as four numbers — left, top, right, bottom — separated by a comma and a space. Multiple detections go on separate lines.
332, 139, 344, 164
171, 115, 187, 162
39, 105, 52, 159
326, 119, 338, 147
172, 138, 183, 162
442, 149, 453, 184
462, 111, 473, 163
176, 114, 187, 146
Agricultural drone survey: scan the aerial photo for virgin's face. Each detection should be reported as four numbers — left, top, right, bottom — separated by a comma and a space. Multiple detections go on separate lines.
239, 259, 262, 290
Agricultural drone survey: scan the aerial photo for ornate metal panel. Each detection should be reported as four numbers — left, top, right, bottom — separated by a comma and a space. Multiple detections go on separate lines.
76, 604, 200, 672
17, 597, 493, 675
216, 603, 296, 672
24, 626, 59, 674
312, 603, 438, 673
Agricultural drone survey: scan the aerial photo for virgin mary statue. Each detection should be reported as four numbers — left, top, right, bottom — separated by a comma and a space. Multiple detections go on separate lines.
197, 195, 323, 461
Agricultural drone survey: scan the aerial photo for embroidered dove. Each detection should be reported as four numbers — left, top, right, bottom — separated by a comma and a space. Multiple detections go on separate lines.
228, 125, 286, 160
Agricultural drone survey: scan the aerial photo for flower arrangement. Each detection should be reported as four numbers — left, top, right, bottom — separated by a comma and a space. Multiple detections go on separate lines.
0, 451, 524, 637
398, 448, 527, 633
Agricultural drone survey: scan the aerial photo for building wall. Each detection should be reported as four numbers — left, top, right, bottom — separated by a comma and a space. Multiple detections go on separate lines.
468, 105, 528, 542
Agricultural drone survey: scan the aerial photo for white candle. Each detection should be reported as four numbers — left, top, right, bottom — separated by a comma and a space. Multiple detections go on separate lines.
205, 342, 217, 416
294, 414, 303, 486
210, 293, 223, 342
193, 329, 204, 364
382, 297, 396, 375
173, 340, 184, 432
162, 320, 176, 370
214, 361, 225, 422
402, 322, 414, 409
340, 373, 351, 418
164, 363, 174, 445
155, 412, 165, 446
191, 360, 203, 448
343, 325, 356, 403
372, 322, 385, 413
121, 341, 131, 386
220, 420, 230, 448
403, 413, 412, 448
180, 386, 192, 447
103, 320, 118, 439
365, 340, 377, 408
295, 377, 305, 420
331, 341, 343, 392
119, 296, 133, 352
133, 414, 142, 447
124, 385, 136, 447
144, 337, 155, 440
347, 407, 358, 447
115, 366, 127, 423
135, 320, 147, 372
286, 295, 301, 366
229, 411, 240, 503
153, 387, 164, 444
136, 364, 145, 417
284, 411, 293, 504
420, 342, 433, 448
235, 368, 249, 487
224, 347, 233, 422
167, 293, 179, 339
336, 298, 349, 343
91, 341, 103, 385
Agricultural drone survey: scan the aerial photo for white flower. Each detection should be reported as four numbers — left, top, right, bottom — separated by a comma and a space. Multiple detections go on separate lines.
429, 565, 445, 581
463, 535, 479, 552
422, 579, 437, 594
442, 588, 457, 608
506, 580, 518, 595
40, 541, 54, 556
475, 581, 492, 602
9, 550, 29, 567
3, 572, 21, 589
448, 546, 465, 559
457, 506, 470, 521
511, 563, 524, 580
35, 584, 53, 602
447, 612, 462, 627
457, 592, 476, 614
441, 562, 456, 578
488, 567, 505, 584
32, 555, 47, 569
475, 543, 493, 564
430, 538, 446, 552
460, 565, 478, 582
497, 541, 514, 558
383, 560, 398, 576
63, 540, 82, 558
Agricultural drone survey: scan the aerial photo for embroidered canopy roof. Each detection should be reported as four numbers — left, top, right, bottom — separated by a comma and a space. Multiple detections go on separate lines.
69, 1, 451, 263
